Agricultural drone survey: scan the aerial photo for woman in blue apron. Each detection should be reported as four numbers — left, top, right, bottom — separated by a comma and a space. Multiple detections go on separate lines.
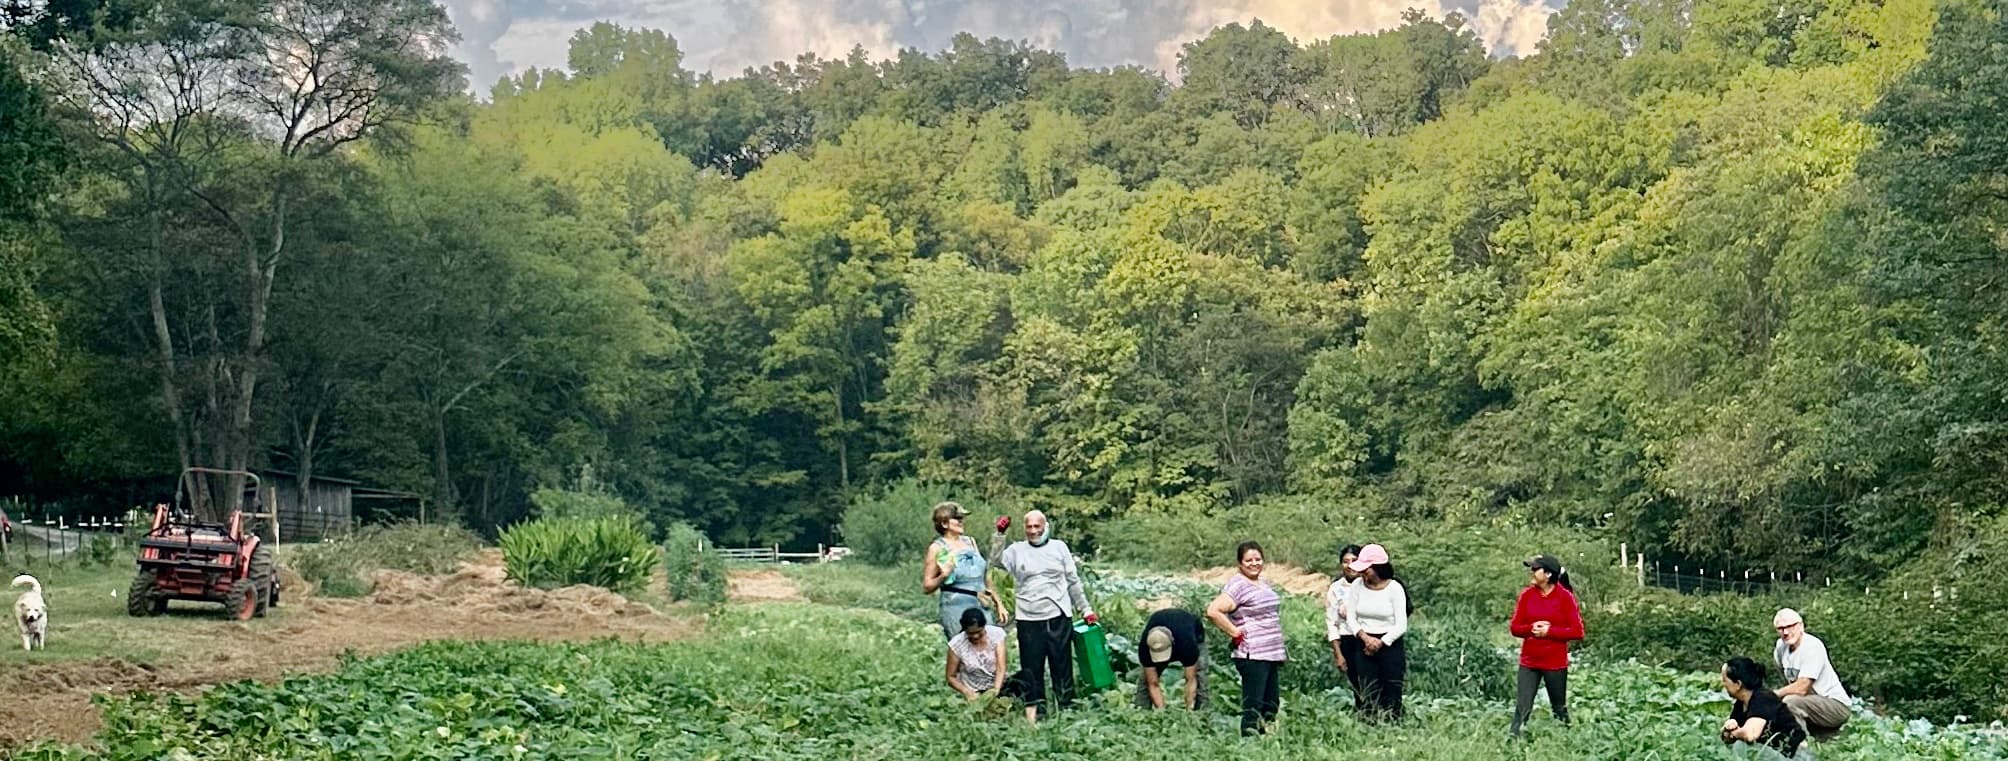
922, 501, 997, 638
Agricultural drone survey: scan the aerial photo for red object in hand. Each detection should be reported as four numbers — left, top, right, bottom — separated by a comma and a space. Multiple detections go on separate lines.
1231, 631, 1246, 648
1083, 612, 1098, 625
995, 516, 1012, 532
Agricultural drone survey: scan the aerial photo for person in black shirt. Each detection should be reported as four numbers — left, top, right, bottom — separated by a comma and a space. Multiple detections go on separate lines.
1135, 608, 1209, 710
1721, 656, 1808, 758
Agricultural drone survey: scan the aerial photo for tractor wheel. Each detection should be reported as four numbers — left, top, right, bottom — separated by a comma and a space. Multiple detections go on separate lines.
249, 542, 276, 618
226, 571, 256, 621
127, 570, 163, 617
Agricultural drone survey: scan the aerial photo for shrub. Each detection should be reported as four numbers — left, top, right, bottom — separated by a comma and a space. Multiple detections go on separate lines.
529, 486, 634, 521
841, 478, 997, 567
1580, 590, 1774, 673
286, 521, 484, 597
287, 543, 370, 598
499, 516, 660, 594
662, 522, 727, 604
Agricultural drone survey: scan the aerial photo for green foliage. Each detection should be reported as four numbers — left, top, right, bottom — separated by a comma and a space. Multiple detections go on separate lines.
660, 522, 726, 604
286, 522, 486, 597
19, 602, 2004, 760
498, 516, 660, 594
529, 485, 635, 522
783, 562, 939, 621
840, 478, 994, 567
1, 0, 2000, 681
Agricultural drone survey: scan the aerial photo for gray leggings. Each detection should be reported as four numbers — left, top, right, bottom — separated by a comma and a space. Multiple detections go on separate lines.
1511, 666, 1568, 733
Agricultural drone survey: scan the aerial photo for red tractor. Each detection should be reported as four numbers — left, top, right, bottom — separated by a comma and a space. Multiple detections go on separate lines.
127, 469, 279, 620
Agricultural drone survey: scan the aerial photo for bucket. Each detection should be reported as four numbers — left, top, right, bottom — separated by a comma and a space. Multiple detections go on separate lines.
1071, 620, 1117, 693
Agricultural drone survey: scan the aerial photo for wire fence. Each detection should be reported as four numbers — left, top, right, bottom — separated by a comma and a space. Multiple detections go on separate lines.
1, 495, 365, 572
705, 542, 848, 563
1619, 542, 1962, 605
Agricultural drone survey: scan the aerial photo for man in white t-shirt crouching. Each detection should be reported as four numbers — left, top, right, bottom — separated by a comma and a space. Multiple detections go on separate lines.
1772, 607, 1852, 740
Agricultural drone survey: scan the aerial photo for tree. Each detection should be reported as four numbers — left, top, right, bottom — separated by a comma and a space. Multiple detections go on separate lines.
1174, 20, 1308, 128
51, 0, 459, 518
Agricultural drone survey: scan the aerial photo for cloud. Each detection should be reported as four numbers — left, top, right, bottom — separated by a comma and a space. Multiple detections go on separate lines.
448, 0, 1565, 93
1469, 0, 1556, 57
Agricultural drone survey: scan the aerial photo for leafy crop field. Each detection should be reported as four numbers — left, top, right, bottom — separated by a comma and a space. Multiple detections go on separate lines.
15, 563, 2005, 760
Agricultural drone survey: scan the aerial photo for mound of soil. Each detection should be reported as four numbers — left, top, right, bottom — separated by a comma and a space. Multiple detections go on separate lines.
1187, 564, 1335, 597
367, 550, 657, 618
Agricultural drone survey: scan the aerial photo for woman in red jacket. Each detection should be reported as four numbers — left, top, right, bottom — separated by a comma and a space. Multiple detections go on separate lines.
1509, 554, 1583, 737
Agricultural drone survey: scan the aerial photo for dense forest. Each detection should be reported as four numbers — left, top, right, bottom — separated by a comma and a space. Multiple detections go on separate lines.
2, 0, 2004, 578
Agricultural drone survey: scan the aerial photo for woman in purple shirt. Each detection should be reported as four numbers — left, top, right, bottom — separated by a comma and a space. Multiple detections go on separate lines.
1206, 541, 1287, 736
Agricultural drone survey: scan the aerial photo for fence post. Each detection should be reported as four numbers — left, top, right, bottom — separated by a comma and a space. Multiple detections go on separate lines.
1620, 542, 1628, 568
1636, 556, 1644, 587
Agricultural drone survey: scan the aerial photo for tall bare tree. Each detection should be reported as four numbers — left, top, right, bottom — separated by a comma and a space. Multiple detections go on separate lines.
54, 0, 459, 518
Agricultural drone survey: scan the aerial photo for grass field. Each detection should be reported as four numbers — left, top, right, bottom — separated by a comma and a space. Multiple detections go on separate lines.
7, 561, 2003, 760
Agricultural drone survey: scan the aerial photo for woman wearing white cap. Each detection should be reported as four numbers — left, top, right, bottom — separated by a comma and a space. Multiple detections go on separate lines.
1344, 543, 1410, 722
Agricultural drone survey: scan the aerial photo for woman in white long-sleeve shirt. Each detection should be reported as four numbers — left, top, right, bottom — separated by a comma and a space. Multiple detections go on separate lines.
1324, 544, 1364, 709
1344, 543, 1410, 722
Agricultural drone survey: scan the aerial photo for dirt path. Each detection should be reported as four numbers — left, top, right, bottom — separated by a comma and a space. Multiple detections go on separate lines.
727, 568, 805, 602
1187, 564, 1335, 596
0, 550, 695, 749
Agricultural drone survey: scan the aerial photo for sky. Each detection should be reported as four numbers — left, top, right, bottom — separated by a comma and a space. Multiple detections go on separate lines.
446, 0, 1564, 91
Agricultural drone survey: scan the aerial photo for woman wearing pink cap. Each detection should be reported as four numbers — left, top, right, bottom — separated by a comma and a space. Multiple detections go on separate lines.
1343, 543, 1409, 722
1206, 541, 1287, 736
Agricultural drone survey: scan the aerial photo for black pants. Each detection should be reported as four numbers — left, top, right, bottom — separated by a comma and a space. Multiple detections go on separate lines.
1512, 666, 1569, 734
1338, 634, 1366, 710
1017, 616, 1075, 712
1232, 658, 1282, 735
1355, 636, 1406, 722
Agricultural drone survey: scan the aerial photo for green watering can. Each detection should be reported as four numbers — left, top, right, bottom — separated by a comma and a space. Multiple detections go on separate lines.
1071, 619, 1117, 693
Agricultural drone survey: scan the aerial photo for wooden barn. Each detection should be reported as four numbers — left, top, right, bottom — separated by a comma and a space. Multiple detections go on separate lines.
259, 470, 357, 541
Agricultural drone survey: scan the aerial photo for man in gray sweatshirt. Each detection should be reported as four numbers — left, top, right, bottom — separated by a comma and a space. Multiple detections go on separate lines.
989, 509, 1095, 724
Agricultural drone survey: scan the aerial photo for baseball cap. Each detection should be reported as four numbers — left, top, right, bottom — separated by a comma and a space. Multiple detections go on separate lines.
1146, 626, 1174, 665
1524, 554, 1563, 576
1347, 544, 1390, 572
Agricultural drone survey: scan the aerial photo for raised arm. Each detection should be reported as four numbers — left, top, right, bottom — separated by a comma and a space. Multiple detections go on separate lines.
986, 526, 1011, 567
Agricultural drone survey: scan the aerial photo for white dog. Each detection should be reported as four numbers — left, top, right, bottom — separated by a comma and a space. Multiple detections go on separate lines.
13, 574, 46, 651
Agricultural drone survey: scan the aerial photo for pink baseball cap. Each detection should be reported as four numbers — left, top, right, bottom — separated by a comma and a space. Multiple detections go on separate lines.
1348, 543, 1389, 572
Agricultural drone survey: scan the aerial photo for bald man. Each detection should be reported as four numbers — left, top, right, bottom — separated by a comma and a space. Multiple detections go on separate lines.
1772, 607, 1852, 740
990, 510, 1095, 724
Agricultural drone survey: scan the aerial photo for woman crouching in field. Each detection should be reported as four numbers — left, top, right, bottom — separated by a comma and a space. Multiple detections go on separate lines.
946, 607, 1020, 702
1207, 541, 1287, 736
